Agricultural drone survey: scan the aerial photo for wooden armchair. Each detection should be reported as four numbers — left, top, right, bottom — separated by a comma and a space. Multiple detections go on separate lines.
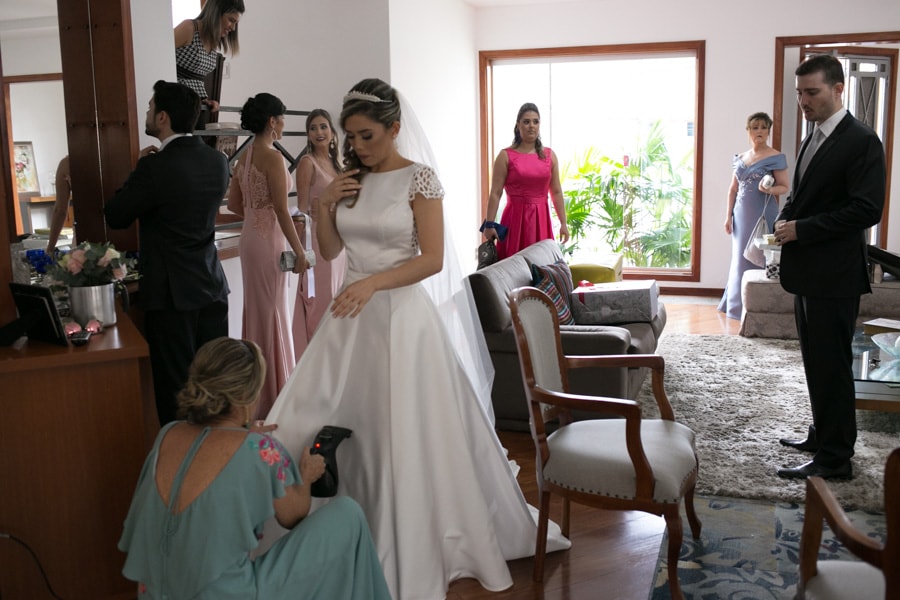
508, 286, 701, 600
797, 447, 899, 599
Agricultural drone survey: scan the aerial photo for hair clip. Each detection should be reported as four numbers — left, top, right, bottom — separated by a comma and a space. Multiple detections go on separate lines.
343, 91, 389, 104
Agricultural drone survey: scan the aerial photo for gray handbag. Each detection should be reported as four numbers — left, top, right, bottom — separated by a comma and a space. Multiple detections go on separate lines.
742, 195, 772, 268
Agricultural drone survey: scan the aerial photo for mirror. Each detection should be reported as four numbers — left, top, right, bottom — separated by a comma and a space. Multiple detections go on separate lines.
0, 0, 67, 239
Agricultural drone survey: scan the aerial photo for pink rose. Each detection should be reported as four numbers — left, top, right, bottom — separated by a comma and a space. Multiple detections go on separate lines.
112, 265, 127, 280
67, 249, 86, 274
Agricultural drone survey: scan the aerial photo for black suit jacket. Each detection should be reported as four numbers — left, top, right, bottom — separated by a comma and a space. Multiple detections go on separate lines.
105, 136, 230, 311
777, 113, 885, 298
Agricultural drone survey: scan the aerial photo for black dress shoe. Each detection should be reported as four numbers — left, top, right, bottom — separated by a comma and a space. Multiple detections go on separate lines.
777, 460, 853, 480
779, 437, 819, 453
779, 425, 818, 453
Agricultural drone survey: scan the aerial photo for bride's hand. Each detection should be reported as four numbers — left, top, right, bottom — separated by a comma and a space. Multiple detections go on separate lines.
331, 278, 377, 319
320, 170, 361, 215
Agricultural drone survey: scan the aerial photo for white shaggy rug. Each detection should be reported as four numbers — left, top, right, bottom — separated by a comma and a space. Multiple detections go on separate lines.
637, 333, 899, 512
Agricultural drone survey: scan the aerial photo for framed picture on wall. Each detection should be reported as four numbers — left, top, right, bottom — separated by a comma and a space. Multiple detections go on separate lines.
13, 141, 40, 194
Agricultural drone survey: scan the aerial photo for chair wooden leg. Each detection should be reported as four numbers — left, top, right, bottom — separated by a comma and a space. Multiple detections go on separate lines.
562, 497, 570, 538
533, 489, 551, 583
664, 509, 685, 600
684, 485, 702, 539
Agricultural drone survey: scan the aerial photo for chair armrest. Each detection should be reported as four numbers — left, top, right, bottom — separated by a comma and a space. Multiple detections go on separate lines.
532, 385, 641, 417
531, 386, 654, 497
799, 476, 884, 587
565, 354, 675, 421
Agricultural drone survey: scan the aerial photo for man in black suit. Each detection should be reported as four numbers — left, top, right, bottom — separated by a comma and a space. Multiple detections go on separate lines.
774, 55, 886, 480
105, 80, 230, 425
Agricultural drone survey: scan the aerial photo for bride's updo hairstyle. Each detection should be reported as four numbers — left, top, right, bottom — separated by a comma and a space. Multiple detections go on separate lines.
340, 78, 401, 177
239, 92, 286, 135
176, 337, 266, 425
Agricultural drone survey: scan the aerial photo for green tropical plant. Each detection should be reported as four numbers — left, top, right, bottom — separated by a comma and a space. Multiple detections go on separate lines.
560, 120, 693, 268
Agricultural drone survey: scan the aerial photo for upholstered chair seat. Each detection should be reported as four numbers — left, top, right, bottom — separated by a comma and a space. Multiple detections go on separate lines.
544, 420, 697, 503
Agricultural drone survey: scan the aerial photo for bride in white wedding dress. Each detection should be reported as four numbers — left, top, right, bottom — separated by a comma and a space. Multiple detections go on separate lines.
264, 78, 569, 599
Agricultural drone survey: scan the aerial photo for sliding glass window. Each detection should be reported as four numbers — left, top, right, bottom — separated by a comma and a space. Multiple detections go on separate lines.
480, 41, 705, 280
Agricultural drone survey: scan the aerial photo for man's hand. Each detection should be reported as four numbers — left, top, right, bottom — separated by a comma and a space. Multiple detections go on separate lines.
139, 145, 159, 158
774, 220, 797, 245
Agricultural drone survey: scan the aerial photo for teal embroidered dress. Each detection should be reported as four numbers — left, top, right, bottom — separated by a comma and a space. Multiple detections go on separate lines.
118, 423, 390, 599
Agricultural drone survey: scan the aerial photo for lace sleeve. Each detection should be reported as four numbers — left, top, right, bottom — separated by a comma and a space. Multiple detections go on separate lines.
409, 164, 445, 202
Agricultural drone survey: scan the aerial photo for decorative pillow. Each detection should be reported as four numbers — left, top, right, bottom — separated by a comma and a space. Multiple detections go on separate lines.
534, 275, 575, 325
531, 259, 575, 325
531, 259, 575, 300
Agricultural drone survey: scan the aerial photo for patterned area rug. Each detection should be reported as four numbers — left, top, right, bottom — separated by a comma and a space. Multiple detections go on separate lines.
648, 495, 887, 599
637, 333, 899, 512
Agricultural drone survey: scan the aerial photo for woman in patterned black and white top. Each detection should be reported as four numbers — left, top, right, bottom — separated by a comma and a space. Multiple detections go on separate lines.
173, 0, 244, 127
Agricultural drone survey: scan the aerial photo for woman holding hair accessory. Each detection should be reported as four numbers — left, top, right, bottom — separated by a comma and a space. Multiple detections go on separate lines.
718, 111, 789, 320
173, 0, 244, 129
227, 93, 307, 419
482, 102, 569, 259
265, 78, 569, 599
292, 109, 347, 359
118, 337, 391, 599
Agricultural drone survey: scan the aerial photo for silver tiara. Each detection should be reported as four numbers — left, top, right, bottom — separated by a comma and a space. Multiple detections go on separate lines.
343, 91, 389, 104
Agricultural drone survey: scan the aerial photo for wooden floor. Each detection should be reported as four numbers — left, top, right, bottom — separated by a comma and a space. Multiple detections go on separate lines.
447, 297, 739, 599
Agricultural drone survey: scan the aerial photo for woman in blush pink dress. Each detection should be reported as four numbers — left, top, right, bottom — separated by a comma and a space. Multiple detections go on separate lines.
292, 109, 346, 359
227, 93, 308, 420
482, 103, 569, 259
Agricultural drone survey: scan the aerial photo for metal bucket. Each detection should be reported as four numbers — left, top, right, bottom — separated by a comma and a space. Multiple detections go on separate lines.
68, 283, 117, 326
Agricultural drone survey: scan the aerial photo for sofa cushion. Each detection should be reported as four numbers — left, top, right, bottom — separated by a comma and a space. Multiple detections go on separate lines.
467, 240, 565, 333
532, 258, 576, 325
534, 274, 575, 325
532, 259, 575, 298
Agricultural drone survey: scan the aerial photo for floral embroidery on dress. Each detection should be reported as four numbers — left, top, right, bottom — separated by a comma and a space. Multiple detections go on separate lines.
249, 434, 291, 482
138, 582, 147, 595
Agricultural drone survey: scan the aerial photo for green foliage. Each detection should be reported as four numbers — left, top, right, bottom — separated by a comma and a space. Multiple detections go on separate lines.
560, 120, 693, 268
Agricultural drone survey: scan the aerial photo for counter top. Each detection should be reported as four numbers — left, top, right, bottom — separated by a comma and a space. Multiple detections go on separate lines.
0, 306, 149, 372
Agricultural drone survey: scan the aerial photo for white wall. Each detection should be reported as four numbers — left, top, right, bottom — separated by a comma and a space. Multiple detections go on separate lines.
389, 0, 481, 269
130, 2, 178, 149
473, 0, 900, 288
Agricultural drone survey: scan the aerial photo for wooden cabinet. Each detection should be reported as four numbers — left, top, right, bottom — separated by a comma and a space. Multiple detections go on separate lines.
0, 311, 157, 599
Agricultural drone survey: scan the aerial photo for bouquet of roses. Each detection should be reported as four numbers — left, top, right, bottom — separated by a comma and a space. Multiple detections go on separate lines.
47, 241, 128, 287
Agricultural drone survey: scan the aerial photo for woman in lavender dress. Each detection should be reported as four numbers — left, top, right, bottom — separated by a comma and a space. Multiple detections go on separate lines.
718, 112, 790, 320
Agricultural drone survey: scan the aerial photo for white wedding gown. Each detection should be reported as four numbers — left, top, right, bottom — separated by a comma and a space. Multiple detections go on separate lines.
264, 163, 569, 600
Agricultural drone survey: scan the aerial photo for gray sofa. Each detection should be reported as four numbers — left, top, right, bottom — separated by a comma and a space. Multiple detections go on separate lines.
466, 239, 667, 431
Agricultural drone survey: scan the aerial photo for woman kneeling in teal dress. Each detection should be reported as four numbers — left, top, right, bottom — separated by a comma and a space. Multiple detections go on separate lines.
118, 337, 390, 599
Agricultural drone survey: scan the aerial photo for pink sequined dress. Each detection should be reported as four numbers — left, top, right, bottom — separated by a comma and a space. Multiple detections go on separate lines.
292, 155, 346, 359
235, 145, 295, 419
496, 148, 555, 259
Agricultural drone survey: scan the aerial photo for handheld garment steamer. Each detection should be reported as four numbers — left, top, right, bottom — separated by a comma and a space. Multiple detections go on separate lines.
309, 426, 353, 497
